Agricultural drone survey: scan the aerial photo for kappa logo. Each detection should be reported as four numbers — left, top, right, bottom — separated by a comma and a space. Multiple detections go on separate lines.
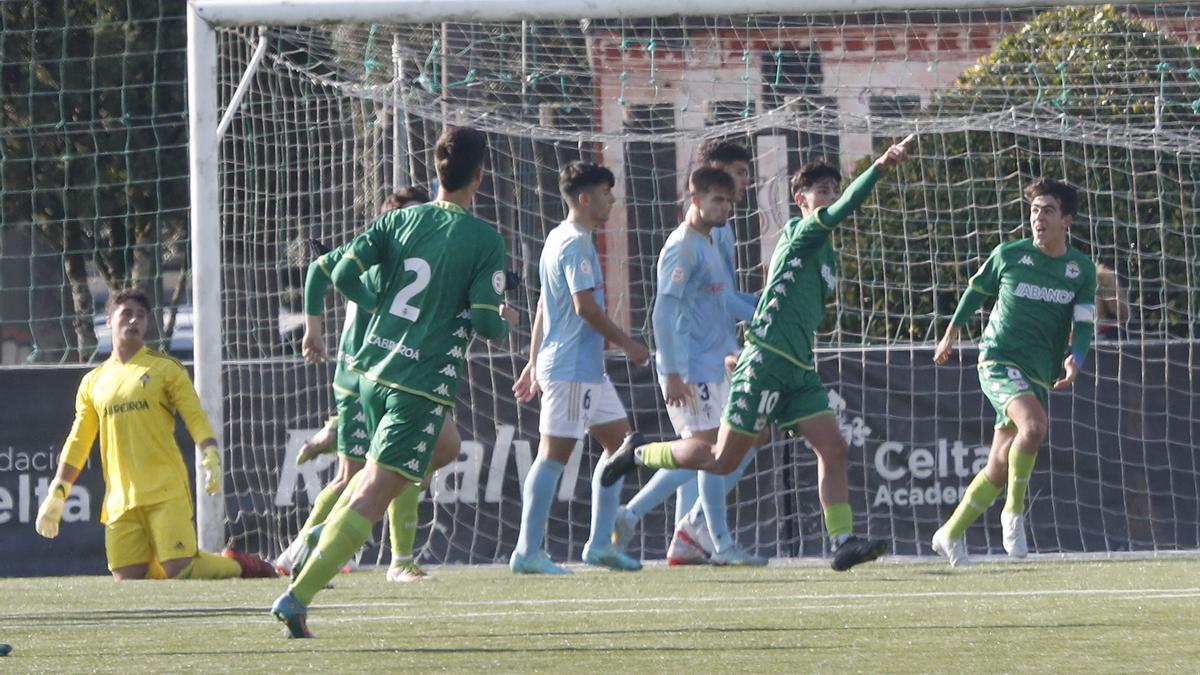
787, 258, 802, 269
1065, 261, 1080, 279
422, 424, 436, 435
1020, 255, 1034, 266
434, 383, 451, 396
729, 413, 745, 427
820, 263, 836, 289
453, 327, 468, 339
405, 459, 421, 472
415, 441, 428, 454
439, 365, 457, 377
447, 346, 464, 358
352, 429, 368, 439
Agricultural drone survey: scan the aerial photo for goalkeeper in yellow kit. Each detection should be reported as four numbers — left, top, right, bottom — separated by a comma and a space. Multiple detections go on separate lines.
35, 288, 275, 580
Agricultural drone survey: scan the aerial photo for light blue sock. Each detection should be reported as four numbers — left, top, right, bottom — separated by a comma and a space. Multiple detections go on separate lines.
690, 447, 758, 547
698, 470, 731, 551
588, 454, 623, 549
723, 446, 758, 494
674, 479, 699, 527
515, 456, 564, 557
626, 468, 696, 520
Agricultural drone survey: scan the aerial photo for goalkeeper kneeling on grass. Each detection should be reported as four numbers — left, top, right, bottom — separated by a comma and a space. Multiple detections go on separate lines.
34, 287, 275, 580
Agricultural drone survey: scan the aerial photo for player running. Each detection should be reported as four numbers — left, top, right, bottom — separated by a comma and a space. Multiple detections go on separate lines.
931, 178, 1096, 566
271, 126, 514, 637
603, 137, 914, 571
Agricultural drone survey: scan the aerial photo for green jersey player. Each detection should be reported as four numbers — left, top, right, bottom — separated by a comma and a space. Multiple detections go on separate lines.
277, 186, 464, 584
931, 178, 1096, 566
603, 137, 913, 571
271, 127, 514, 638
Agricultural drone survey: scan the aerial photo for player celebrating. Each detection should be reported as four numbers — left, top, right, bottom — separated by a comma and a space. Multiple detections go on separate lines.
931, 178, 1096, 566
613, 140, 762, 566
613, 166, 761, 565
34, 288, 275, 580
277, 186, 444, 583
603, 138, 913, 571
270, 126, 514, 638
510, 161, 651, 574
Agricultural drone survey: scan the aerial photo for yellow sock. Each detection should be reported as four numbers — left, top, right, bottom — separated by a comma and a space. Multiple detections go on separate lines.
636, 442, 678, 469
174, 551, 241, 579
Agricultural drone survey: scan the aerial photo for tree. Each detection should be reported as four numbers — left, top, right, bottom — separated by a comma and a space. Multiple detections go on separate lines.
835, 5, 1200, 343
0, 1, 189, 362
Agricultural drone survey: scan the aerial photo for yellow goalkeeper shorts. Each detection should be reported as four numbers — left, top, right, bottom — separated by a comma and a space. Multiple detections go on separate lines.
104, 495, 198, 570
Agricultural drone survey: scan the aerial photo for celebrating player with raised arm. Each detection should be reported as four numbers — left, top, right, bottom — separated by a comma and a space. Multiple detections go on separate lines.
271, 126, 514, 638
603, 137, 913, 571
931, 178, 1097, 566
35, 288, 275, 580
509, 161, 651, 575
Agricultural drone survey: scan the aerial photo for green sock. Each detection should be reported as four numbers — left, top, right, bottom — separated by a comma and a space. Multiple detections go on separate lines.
330, 470, 366, 515
824, 503, 853, 541
945, 472, 1003, 539
1005, 448, 1037, 515
635, 442, 678, 469
291, 507, 373, 606
297, 481, 345, 541
388, 486, 420, 564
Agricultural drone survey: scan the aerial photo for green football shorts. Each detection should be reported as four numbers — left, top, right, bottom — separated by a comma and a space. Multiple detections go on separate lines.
977, 360, 1048, 429
722, 344, 833, 436
360, 379, 448, 481
332, 366, 369, 460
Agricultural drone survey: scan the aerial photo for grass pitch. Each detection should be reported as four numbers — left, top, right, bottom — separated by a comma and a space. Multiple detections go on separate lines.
1, 557, 1197, 672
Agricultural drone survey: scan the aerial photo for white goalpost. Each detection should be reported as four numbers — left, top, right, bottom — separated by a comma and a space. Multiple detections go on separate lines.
187, 0, 1200, 561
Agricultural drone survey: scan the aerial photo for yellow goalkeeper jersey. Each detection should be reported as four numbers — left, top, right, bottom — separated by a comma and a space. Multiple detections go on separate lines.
59, 347, 216, 523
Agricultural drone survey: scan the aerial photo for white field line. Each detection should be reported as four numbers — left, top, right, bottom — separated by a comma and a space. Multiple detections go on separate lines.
315, 586, 1200, 612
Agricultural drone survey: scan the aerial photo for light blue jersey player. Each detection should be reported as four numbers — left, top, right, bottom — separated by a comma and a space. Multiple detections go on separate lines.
510, 161, 651, 574
614, 141, 764, 565
612, 166, 763, 566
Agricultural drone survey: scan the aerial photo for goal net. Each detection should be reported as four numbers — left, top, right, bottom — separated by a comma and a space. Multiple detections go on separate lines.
196, 1, 1200, 564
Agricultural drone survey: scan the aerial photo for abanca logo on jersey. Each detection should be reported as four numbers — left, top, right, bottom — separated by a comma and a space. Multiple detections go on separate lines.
1013, 282, 1075, 304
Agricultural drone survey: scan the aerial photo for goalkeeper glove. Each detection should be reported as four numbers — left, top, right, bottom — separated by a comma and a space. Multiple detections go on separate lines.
35, 478, 71, 539
202, 445, 222, 496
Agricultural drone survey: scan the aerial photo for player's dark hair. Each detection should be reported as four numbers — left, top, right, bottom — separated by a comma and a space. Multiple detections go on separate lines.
108, 287, 152, 314
1025, 178, 1079, 217
791, 161, 842, 193
559, 161, 615, 202
381, 186, 431, 213
434, 127, 488, 192
698, 139, 752, 166
689, 166, 736, 196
